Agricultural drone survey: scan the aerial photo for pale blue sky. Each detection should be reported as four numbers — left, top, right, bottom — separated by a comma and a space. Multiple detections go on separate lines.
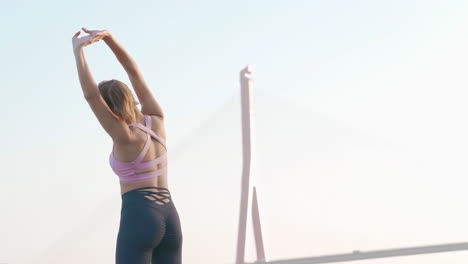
2, 0, 468, 263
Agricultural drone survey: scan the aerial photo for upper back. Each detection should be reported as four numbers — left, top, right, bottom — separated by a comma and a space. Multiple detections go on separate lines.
109, 114, 168, 181
146, 115, 166, 141
112, 115, 167, 163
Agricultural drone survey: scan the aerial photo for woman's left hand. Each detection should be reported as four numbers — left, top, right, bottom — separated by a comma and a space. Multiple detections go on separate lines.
72, 27, 104, 52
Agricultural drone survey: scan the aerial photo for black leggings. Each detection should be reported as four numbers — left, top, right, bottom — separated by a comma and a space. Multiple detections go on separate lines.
116, 187, 183, 264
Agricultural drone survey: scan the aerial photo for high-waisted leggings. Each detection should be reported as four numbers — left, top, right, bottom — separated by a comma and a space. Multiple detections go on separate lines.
116, 186, 183, 264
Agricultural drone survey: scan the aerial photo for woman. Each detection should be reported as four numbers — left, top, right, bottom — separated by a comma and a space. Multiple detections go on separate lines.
72, 27, 183, 264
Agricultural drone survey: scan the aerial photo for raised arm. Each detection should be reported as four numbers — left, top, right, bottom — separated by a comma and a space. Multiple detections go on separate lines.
100, 30, 165, 118
72, 29, 130, 142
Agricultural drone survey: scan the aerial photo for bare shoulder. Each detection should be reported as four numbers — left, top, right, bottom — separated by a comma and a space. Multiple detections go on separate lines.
148, 115, 166, 140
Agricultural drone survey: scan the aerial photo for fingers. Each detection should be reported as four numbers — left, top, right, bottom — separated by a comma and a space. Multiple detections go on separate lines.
72, 27, 103, 47
73, 31, 80, 38
84, 37, 100, 46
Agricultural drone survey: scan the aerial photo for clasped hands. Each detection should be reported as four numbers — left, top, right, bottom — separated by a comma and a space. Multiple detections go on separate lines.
72, 27, 109, 52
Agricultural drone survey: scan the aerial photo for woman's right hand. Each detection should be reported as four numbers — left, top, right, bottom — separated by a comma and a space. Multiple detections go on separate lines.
81, 27, 110, 42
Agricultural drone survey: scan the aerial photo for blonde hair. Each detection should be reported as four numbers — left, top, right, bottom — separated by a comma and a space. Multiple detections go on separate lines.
98, 79, 140, 124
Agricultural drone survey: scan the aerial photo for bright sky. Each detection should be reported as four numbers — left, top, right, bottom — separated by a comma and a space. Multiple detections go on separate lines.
2, 0, 468, 263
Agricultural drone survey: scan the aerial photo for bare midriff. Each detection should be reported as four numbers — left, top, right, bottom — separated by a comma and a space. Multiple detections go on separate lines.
120, 174, 169, 196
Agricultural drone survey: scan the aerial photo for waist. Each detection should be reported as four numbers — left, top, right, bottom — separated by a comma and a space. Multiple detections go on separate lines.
121, 186, 174, 209
121, 186, 170, 198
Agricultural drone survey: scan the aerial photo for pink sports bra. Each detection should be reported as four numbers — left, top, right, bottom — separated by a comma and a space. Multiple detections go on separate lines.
109, 115, 167, 182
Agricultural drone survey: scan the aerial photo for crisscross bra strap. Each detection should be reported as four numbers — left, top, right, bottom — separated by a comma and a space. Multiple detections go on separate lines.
128, 115, 167, 150
127, 116, 151, 164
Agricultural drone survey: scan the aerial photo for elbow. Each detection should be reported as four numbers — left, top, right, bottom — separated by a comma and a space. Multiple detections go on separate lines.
84, 93, 99, 100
